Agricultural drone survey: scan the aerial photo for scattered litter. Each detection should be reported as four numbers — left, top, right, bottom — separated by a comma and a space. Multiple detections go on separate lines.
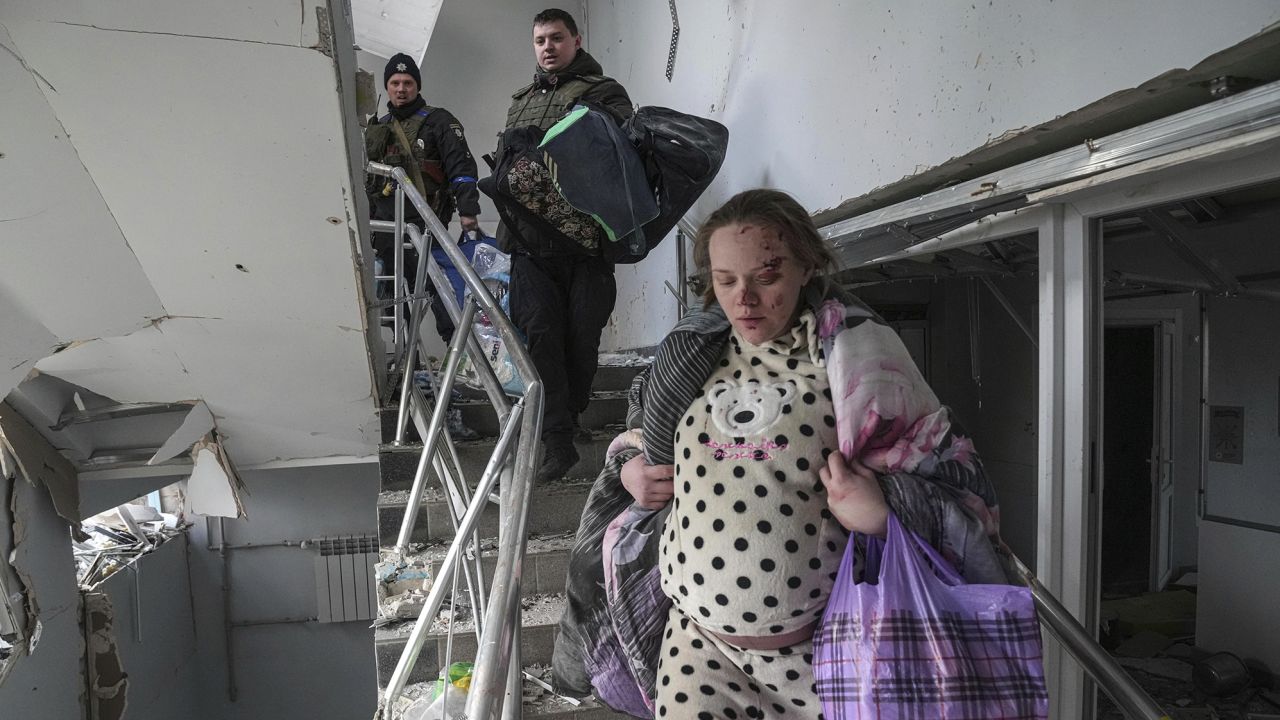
74, 505, 184, 588
400, 662, 473, 720
598, 352, 652, 367
374, 553, 433, 626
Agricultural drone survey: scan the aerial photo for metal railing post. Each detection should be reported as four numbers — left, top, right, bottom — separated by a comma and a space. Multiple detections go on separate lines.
367, 162, 543, 717
393, 301, 477, 556
393, 184, 406, 361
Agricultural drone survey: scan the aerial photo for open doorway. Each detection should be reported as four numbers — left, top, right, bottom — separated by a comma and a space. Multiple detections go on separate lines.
1101, 325, 1157, 597
1100, 319, 1180, 598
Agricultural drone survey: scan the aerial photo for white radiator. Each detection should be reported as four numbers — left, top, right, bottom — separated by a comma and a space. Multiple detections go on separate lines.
313, 535, 378, 623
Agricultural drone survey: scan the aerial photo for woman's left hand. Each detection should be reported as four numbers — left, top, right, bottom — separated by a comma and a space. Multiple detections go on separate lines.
819, 452, 889, 538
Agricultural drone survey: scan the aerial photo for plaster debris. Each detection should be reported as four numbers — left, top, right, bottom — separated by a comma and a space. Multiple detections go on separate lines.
373, 552, 433, 626
598, 352, 652, 367
186, 435, 246, 519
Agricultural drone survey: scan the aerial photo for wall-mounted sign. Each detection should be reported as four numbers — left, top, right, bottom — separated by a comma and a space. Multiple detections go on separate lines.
1208, 405, 1244, 464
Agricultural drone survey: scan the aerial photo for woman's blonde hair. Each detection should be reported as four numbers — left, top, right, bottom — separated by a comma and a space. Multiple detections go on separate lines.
692, 189, 835, 305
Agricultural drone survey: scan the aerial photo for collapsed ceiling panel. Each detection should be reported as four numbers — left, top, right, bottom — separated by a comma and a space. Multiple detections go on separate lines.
34, 328, 199, 404
7, 21, 363, 324
0, 288, 58, 401
4, 2, 379, 468
350, 0, 443, 63
0, 0, 326, 48
0, 25, 166, 343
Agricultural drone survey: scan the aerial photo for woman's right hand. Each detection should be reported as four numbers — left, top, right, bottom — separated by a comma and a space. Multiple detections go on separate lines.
620, 454, 675, 510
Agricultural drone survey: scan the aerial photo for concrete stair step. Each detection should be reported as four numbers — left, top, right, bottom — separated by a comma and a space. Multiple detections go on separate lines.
413, 534, 574, 599
375, 593, 568, 689
392, 666, 631, 720
377, 355, 647, 443
454, 390, 628, 437
377, 474, 596, 545
378, 429, 617, 494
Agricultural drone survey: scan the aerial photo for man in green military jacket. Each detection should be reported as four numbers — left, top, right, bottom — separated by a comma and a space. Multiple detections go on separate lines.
500, 9, 634, 482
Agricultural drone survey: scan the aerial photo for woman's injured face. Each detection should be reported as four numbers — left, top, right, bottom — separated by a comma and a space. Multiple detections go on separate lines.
708, 223, 814, 345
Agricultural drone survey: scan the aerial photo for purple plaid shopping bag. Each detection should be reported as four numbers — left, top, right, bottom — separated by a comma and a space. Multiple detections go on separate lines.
813, 514, 1048, 719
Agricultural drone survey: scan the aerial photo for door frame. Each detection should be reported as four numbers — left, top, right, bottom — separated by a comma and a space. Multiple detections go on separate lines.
1103, 309, 1183, 591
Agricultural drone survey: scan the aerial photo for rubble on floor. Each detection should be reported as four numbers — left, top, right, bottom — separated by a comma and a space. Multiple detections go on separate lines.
597, 352, 652, 367
1097, 586, 1278, 720
74, 505, 183, 588
374, 546, 433, 626
388, 663, 595, 720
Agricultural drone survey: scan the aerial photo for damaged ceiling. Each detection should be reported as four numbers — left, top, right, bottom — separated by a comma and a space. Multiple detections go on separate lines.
349, 0, 443, 63
0, 0, 380, 467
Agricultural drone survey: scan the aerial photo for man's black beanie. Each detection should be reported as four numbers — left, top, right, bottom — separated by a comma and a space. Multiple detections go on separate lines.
384, 53, 422, 88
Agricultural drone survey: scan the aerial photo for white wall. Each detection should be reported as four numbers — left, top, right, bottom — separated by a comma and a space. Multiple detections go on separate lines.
584, 0, 1280, 349
1203, 296, 1280, 525
187, 462, 380, 720
1197, 521, 1280, 672
1196, 295, 1280, 671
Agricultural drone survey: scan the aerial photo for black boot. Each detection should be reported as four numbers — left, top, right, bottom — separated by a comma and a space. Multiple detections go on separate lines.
536, 440, 580, 483
571, 415, 591, 444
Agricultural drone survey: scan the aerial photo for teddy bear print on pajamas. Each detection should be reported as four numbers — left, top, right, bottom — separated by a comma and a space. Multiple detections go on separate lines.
657, 310, 846, 718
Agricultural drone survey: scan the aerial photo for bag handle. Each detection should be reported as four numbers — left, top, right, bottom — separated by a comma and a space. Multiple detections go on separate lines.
881, 512, 966, 587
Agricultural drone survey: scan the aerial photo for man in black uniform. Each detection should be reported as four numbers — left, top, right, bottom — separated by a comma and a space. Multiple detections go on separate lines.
501, 9, 633, 482
366, 53, 482, 438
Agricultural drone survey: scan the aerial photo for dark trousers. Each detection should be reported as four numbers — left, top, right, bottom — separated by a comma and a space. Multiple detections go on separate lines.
509, 253, 616, 445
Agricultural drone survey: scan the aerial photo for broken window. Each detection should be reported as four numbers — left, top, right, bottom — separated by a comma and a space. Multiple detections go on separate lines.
75, 485, 186, 589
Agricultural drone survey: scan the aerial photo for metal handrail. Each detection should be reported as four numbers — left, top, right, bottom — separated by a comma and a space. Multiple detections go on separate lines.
367, 162, 544, 719
1007, 554, 1168, 720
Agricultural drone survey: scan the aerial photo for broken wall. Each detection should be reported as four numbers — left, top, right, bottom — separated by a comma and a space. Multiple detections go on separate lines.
1197, 295, 1280, 672
185, 462, 379, 720
584, 0, 1280, 350
0, 474, 85, 718
93, 534, 201, 720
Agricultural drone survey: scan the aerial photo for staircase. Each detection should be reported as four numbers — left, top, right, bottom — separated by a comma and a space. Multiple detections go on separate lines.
373, 358, 647, 719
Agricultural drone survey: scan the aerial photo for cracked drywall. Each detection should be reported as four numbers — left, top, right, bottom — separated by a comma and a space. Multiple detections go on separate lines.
84, 592, 126, 720
0, 402, 80, 525
0, 31, 56, 91
48, 20, 305, 49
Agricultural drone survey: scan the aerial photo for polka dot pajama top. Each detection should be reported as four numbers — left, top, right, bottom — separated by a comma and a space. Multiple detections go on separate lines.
656, 310, 846, 718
